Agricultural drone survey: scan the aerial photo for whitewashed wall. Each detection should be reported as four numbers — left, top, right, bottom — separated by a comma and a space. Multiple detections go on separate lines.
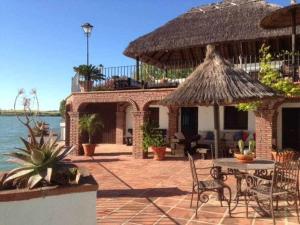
149, 105, 169, 129
125, 105, 169, 131
0, 191, 96, 225
179, 106, 255, 132
125, 105, 255, 134
126, 106, 134, 134
276, 102, 300, 149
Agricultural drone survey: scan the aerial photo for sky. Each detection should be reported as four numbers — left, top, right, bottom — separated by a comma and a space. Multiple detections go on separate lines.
0, 0, 289, 110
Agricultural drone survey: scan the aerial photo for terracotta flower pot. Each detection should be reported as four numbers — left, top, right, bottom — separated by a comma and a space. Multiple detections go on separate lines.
152, 146, 166, 160
79, 80, 94, 92
82, 144, 97, 156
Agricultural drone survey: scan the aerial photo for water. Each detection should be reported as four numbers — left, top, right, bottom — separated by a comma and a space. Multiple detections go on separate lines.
0, 116, 61, 171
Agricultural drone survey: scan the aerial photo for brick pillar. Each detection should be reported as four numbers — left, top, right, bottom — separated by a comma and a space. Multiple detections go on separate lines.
255, 109, 275, 160
116, 110, 125, 145
65, 111, 70, 147
132, 111, 148, 159
272, 111, 278, 148
168, 106, 179, 143
68, 112, 81, 155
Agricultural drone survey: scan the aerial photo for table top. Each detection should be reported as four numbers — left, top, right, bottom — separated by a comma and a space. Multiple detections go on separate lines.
213, 158, 275, 171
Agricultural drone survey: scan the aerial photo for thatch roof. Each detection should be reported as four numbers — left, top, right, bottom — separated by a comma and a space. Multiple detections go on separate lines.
161, 45, 277, 106
261, 3, 300, 29
124, 0, 300, 67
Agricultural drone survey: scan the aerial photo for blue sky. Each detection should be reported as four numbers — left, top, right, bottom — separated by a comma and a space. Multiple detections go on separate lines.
0, 0, 288, 110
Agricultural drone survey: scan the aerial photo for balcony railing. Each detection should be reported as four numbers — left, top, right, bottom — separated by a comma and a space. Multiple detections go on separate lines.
71, 53, 300, 93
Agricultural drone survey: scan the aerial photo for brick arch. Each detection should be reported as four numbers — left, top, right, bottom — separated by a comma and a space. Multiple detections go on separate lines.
74, 97, 139, 112
141, 100, 164, 112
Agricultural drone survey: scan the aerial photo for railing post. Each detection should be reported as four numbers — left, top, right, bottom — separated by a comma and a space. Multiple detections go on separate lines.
136, 57, 140, 81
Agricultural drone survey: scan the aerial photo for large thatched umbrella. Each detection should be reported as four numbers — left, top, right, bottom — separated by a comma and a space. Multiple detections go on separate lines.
161, 45, 277, 158
261, 1, 300, 80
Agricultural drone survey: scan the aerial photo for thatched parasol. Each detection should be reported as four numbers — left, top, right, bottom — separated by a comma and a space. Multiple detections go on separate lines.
161, 45, 278, 158
261, 1, 300, 80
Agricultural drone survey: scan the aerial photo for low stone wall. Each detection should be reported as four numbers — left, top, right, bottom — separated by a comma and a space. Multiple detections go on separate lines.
0, 176, 98, 225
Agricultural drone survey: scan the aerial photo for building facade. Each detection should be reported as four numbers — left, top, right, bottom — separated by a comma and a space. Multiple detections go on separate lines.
66, 0, 300, 159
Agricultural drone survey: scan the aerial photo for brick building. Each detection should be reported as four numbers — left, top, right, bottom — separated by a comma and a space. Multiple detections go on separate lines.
66, 0, 300, 159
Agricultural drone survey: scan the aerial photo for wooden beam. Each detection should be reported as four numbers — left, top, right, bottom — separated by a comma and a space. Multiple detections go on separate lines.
189, 48, 196, 64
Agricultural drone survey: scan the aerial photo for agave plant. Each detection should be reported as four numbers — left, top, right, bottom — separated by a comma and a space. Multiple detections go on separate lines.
0, 89, 89, 190
2, 133, 88, 189
32, 121, 49, 136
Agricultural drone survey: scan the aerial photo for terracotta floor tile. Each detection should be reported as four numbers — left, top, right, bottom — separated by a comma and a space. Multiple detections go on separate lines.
167, 207, 195, 220
156, 217, 189, 225
68, 145, 300, 225
192, 210, 224, 224
155, 197, 182, 207
127, 213, 162, 224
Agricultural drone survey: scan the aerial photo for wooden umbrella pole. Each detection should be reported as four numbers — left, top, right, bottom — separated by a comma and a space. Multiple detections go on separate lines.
213, 104, 220, 159
292, 8, 297, 80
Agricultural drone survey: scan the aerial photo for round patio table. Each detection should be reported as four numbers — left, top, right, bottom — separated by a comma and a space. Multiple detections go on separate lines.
212, 158, 275, 212
213, 158, 275, 171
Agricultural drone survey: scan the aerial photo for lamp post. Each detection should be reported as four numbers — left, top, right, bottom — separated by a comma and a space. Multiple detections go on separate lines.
81, 22, 93, 66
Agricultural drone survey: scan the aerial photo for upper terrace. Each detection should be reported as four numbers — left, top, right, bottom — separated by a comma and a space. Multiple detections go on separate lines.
71, 0, 300, 93
71, 53, 300, 93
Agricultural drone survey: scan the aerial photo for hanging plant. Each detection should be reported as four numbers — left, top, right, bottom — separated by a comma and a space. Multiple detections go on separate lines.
237, 44, 300, 111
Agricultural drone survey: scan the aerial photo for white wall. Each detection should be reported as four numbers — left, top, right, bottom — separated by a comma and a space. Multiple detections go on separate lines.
125, 105, 255, 134
0, 191, 96, 225
149, 105, 169, 129
276, 102, 300, 149
179, 106, 255, 133
126, 106, 134, 134
125, 105, 169, 131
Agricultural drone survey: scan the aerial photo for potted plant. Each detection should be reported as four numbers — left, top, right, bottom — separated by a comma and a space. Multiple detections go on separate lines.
234, 139, 254, 163
141, 122, 154, 158
151, 132, 167, 160
0, 90, 98, 225
73, 64, 105, 92
79, 113, 104, 156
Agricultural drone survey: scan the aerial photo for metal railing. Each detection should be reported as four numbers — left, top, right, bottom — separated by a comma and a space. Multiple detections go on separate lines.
71, 53, 300, 93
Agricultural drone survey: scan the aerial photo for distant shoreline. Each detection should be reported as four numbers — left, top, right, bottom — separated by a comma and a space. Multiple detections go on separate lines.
0, 110, 61, 117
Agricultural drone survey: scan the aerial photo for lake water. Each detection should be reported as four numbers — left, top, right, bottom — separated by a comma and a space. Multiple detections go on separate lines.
0, 116, 61, 171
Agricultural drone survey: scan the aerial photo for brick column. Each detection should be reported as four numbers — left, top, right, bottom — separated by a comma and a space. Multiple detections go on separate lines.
168, 106, 179, 143
116, 110, 125, 145
255, 109, 276, 160
68, 112, 81, 155
132, 111, 148, 159
65, 112, 70, 147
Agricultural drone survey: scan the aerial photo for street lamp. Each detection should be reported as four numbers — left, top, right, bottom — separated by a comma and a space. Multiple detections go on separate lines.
81, 22, 93, 66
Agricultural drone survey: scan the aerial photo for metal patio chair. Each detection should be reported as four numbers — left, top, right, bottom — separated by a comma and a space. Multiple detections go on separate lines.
245, 161, 300, 225
188, 154, 231, 217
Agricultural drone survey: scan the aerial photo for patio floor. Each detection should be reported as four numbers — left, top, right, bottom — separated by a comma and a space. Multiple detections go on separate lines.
72, 145, 299, 225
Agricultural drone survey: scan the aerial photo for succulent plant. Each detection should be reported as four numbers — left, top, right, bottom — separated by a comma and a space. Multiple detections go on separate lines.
32, 121, 50, 137
248, 140, 256, 152
2, 133, 88, 189
0, 90, 90, 190
238, 140, 245, 154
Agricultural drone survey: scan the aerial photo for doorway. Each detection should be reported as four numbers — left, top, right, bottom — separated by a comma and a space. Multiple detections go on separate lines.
181, 107, 198, 139
282, 108, 300, 151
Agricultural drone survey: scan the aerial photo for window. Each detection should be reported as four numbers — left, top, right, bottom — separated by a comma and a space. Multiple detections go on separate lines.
224, 106, 248, 130
149, 107, 159, 128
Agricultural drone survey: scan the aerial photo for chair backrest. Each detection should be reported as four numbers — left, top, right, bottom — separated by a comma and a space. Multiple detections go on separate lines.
274, 150, 295, 163
272, 161, 299, 194
188, 153, 199, 186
